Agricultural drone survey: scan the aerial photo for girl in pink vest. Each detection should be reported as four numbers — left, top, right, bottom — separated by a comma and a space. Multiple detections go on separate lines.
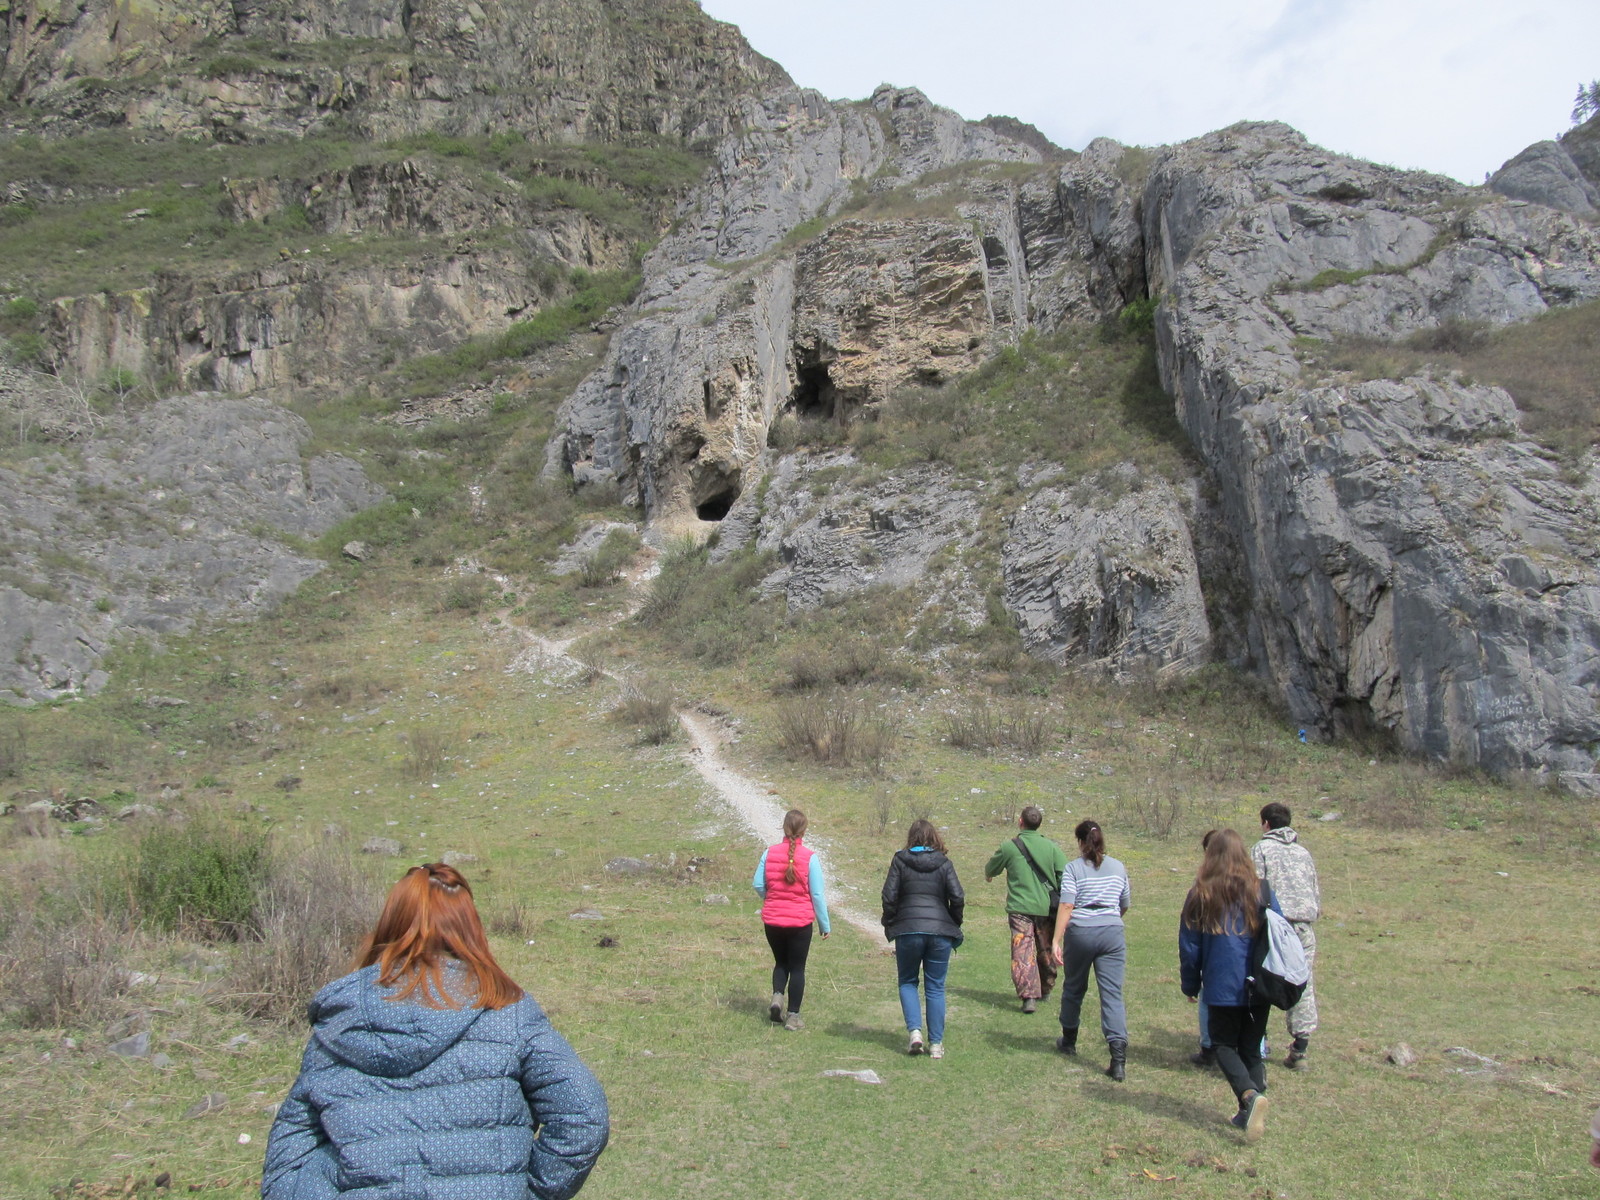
752, 809, 831, 1031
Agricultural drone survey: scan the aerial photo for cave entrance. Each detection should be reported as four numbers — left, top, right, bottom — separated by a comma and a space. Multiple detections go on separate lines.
697, 488, 739, 521
792, 360, 838, 422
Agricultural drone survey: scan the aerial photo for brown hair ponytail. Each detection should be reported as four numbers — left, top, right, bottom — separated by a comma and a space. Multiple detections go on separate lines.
1074, 819, 1106, 869
782, 809, 807, 884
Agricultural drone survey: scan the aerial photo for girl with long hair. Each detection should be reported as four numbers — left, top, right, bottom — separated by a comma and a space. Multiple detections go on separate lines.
263, 863, 609, 1199
752, 809, 831, 1031
1047, 819, 1131, 1080
880, 818, 964, 1058
1179, 829, 1284, 1142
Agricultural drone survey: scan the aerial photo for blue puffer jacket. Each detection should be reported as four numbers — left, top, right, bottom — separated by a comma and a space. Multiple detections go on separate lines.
1178, 884, 1282, 1007
263, 964, 609, 1200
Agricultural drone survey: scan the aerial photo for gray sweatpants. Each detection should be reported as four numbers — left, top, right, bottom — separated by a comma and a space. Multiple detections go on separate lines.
1057, 922, 1127, 1044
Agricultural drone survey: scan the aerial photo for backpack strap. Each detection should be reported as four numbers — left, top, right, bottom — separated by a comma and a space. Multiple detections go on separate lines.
1012, 836, 1060, 896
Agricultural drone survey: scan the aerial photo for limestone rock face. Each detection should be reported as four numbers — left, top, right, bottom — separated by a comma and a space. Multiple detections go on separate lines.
0, 392, 385, 702
1144, 122, 1600, 773
1488, 115, 1600, 218
544, 85, 1045, 529
3, 0, 789, 145
1003, 468, 1211, 676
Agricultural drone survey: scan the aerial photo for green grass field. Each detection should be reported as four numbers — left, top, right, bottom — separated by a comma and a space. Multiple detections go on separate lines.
2, 555, 1597, 1199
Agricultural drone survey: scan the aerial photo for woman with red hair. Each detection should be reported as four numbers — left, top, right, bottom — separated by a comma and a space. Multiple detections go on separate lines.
263, 863, 609, 1199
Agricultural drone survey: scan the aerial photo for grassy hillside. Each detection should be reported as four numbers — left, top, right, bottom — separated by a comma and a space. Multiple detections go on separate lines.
2, 309, 1598, 1199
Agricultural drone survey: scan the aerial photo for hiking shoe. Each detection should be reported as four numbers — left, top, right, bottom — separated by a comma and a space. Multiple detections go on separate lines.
929, 1042, 945, 1059
908, 1029, 924, 1055
1021, 997, 1038, 1014
1189, 1046, 1217, 1068
1285, 1035, 1309, 1069
1234, 1090, 1267, 1143
783, 1012, 804, 1032
769, 992, 784, 1023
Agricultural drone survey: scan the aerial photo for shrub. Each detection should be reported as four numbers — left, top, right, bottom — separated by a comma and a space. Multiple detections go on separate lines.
0, 866, 131, 1028
775, 694, 895, 773
0, 720, 25, 778
439, 572, 494, 614
117, 811, 270, 938
577, 526, 641, 588
611, 678, 677, 745
941, 698, 1052, 756
226, 839, 377, 1023
402, 725, 456, 779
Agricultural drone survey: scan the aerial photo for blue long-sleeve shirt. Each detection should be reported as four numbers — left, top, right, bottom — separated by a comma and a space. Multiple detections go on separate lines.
752, 848, 831, 934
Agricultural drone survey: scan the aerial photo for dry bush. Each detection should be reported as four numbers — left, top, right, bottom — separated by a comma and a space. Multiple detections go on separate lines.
0, 719, 25, 778
1360, 761, 1436, 830
783, 635, 887, 690
1114, 776, 1190, 839
776, 695, 896, 773
0, 846, 132, 1028
611, 678, 677, 745
225, 839, 378, 1023
485, 897, 536, 939
66, 732, 118, 773
941, 698, 1053, 756
402, 725, 457, 779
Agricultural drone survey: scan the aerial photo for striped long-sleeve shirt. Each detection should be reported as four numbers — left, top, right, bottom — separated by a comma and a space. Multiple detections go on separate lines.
1060, 855, 1130, 928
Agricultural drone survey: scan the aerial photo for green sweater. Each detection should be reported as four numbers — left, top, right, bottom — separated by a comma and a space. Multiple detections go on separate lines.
984, 830, 1068, 917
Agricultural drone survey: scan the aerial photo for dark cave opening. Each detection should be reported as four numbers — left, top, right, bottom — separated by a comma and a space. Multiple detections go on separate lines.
696, 486, 739, 522
791, 360, 838, 421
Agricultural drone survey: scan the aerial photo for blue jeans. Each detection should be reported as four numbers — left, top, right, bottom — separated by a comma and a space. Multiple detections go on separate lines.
895, 934, 953, 1044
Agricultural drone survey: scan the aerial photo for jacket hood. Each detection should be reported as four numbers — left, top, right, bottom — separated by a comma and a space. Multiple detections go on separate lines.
898, 847, 950, 873
309, 964, 486, 1078
1263, 827, 1299, 846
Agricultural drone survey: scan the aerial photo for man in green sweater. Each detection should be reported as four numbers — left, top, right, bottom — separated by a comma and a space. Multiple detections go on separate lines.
985, 806, 1069, 1013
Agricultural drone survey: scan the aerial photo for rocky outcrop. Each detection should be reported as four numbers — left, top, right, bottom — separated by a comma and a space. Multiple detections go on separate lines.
1003, 466, 1211, 676
3, 0, 789, 145
544, 85, 1049, 527
1488, 115, 1600, 218
0, 392, 385, 701
1145, 122, 1600, 774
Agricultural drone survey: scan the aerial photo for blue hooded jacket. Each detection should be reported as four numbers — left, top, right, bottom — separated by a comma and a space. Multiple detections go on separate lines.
1178, 883, 1282, 1007
262, 964, 608, 1200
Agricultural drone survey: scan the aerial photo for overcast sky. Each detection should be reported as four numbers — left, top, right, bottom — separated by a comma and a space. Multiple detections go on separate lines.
698, 0, 1600, 184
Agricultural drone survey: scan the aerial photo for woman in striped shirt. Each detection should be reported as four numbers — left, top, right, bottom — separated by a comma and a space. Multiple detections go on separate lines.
1048, 819, 1131, 1081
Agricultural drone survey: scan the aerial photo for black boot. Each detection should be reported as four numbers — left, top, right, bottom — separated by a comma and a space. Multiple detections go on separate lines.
1107, 1039, 1127, 1082
1189, 1046, 1217, 1068
1056, 1026, 1078, 1055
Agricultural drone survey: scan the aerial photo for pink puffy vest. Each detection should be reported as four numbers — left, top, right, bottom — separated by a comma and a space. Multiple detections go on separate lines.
762, 839, 815, 927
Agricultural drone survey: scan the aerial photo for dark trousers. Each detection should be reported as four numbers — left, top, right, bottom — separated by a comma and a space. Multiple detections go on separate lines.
764, 923, 814, 1012
1208, 1002, 1271, 1104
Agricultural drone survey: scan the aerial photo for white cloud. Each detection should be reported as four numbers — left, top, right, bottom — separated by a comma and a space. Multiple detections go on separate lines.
700, 0, 1600, 181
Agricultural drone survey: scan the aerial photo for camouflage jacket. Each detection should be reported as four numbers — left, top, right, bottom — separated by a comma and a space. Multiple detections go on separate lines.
1251, 828, 1320, 922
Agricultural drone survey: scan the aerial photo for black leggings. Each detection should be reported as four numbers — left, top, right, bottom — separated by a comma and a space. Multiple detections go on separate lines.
764, 923, 814, 1012
1208, 1002, 1272, 1104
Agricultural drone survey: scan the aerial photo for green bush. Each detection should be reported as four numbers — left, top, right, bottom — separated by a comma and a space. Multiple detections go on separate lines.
578, 526, 641, 588
118, 813, 270, 938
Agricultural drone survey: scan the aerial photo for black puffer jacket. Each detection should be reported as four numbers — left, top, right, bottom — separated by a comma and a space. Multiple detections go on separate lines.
881, 848, 965, 944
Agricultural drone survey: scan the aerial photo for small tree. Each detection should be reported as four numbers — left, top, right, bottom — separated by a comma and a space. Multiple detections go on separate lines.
1573, 80, 1600, 125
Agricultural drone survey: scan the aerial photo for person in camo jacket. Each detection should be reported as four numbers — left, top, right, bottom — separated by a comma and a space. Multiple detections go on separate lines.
1251, 802, 1320, 1068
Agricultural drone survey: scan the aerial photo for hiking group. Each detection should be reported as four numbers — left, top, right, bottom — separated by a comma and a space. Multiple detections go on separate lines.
755, 800, 1320, 1144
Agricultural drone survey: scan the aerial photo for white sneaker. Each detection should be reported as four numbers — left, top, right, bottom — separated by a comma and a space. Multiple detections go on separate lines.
908, 1029, 924, 1055
929, 1043, 945, 1059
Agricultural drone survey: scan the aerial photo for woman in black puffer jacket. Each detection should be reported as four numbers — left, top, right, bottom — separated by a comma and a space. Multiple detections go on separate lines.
881, 818, 964, 1059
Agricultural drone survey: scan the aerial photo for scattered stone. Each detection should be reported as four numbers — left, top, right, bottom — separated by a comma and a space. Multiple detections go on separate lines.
183, 1092, 228, 1119
227, 1034, 251, 1049
568, 909, 604, 921
361, 837, 403, 856
151, 1052, 173, 1069
1445, 1046, 1501, 1069
321, 822, 344, 840
1386, 1043, 1419, 1068
1318, 811, 1342, 822
596, 936, 618, 948
702, 894, 730, 905
237, 1133, 252, 1145
342, 541, 370, 562
116, 804, 159, 820
441, 851, 478, 867
108, 1031, 150, 1059
821, 1068, 883, 1084
604, 857, 649, 875
144, 696, 188, 708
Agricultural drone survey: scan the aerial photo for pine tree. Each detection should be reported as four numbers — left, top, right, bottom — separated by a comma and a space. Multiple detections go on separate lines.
1573, 80, 1600, 125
